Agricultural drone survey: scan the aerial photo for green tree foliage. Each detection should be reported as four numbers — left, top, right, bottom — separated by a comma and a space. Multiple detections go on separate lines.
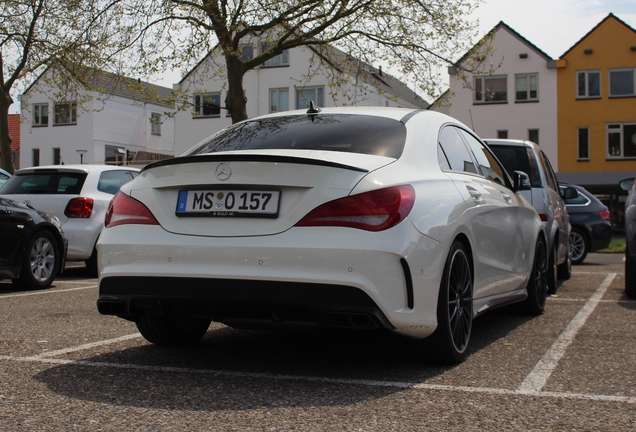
131, 0, 484, 124
0, 0, 145, 173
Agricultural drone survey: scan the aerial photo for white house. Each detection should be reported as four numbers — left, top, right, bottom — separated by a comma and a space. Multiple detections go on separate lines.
173, 44, 428, 155
431, 22, 560, 169
20, 68, 176, 168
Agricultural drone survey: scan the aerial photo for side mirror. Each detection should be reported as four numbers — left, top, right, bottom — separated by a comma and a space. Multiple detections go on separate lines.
561, 186, 578, 200
513, 170, 531, 192
619, 177, 635, 192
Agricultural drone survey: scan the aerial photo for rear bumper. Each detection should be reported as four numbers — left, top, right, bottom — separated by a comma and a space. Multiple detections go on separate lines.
97, 223, 447, 338
97, 276, 394, 330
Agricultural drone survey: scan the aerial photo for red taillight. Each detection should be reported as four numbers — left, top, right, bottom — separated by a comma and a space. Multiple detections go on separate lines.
105, 191, 159, 228
599, 209, 610, 221
295, 185, 415, 232
539, 214, 548, 222
64, 197, 94, 218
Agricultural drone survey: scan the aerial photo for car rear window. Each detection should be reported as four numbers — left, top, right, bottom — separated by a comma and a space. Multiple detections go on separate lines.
488, 145, 542, 188
0, 171, 87, 195
183, 114, 407, 159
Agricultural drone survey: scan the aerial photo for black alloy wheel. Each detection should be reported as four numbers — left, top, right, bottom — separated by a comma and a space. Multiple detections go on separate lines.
416, 241, 473, 364
516, 237, 548, 315
547, 242, 558, 294
626, 245, 636, 299
558, 245, 572, 280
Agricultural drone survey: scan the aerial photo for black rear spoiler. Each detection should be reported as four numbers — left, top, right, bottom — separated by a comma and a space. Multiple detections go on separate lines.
141, 154, 369, 173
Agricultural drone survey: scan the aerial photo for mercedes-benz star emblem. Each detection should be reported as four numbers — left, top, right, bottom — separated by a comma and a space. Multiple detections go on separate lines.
215, 163, 232, 181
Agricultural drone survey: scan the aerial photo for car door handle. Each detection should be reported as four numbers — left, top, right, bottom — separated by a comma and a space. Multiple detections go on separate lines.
466, 186, 482, 202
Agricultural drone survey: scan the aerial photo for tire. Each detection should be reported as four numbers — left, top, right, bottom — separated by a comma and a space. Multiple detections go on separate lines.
85, 246, 98, 277
515, 237, 549, 315
547, 242, 558, 294
415, 241, 473, 364
626, 244, 636, 299
569, 227, 589, 265
557, 244, 572, 281
12, 230, 60, 290
136, 316, 211, 346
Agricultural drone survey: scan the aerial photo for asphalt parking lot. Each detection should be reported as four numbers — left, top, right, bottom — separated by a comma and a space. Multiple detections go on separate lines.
1, 253, 634, 431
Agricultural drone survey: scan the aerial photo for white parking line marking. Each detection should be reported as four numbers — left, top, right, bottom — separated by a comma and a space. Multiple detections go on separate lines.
0, 353, 633, 404
0, 285, 97, 299
37, 334, 142, 358
518, 273, 617, 394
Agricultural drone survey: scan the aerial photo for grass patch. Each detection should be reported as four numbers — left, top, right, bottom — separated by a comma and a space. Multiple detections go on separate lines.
598, 238, 626, 253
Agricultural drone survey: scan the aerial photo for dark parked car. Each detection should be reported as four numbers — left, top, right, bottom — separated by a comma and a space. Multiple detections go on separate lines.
559, 183, 612, 265
484, 139, 571, 293
620, 177, 635, 299
0, 168, 11, 188
0, 197, 67, 289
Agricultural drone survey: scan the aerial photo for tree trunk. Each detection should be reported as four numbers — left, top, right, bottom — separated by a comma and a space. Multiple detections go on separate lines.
225, 56, 248, 124
0, 87, 15, 174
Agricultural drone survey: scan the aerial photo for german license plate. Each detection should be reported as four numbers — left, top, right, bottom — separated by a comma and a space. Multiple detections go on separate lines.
176, 189, 280, 217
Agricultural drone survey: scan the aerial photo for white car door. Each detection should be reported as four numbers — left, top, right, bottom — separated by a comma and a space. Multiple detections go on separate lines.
438, 126, 535, 299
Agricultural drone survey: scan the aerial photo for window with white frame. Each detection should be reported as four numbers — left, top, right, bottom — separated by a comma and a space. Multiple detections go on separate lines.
193, 93, 221, 117
261, 43, 289, 67
270, 88, 289, 112
577, 71, 601, 98
474, 76, 507, 103
609, 68, 635, 97
296, 87, 324, 109
578, 128, 589, 160
607, 123, 636, 159
150, 113, 161, 135
32, 103, 49, 126
516, 74, 538, 101
53, 102, 76, 125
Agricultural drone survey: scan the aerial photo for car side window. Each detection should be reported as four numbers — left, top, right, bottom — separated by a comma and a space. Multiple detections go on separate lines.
459, 130, 509, 187
98, 170, 135, 195
541, 151, 559, 192
438, 126, 477, 174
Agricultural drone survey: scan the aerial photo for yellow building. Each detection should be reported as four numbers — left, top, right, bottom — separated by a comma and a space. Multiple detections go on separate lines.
556, 14, 636, 228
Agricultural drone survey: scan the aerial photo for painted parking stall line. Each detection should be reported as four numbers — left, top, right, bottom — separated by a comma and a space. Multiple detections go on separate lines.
1, 352, 634, 404
37, 333, 142, 358
0, 285, 97, 299
518, 273, 617, 394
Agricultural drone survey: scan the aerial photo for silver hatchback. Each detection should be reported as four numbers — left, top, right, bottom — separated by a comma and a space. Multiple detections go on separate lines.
485, 139, 571, 293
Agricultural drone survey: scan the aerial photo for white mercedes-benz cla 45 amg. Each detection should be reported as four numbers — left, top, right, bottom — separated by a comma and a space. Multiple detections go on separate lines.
97, 106, 547, 364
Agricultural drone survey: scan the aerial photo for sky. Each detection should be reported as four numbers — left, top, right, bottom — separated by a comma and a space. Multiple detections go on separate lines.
468, 0, 636, 60
9, 0, 636, 113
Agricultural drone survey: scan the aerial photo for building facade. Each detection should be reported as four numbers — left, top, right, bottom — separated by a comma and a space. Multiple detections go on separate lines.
431, 22, 559, 168
173, 44, 427, 156
555, 14, 636, 228
20, 68, 175, 168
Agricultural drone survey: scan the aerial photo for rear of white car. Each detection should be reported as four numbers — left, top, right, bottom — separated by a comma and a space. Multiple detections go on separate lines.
97, 108, 544, 364
0, 165, 138, 273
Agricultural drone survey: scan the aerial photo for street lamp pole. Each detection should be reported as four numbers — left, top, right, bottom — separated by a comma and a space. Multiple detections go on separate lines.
76, 149, 87, 164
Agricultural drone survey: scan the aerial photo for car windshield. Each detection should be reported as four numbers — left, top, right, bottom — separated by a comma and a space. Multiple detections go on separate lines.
182, 114, 407, 159
0, 172, 87, 195
489, 145, 542, 188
